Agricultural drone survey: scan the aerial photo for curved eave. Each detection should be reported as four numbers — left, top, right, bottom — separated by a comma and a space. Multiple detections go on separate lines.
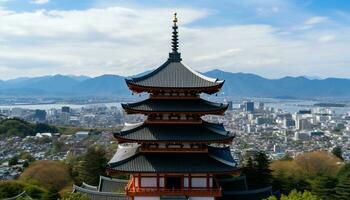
107, 168, 239, 175
126, 79, 224, 95
114, 134, 235, 144
114, 121, 234, 143
106, 153, 238, 174
121, 103, 228, 115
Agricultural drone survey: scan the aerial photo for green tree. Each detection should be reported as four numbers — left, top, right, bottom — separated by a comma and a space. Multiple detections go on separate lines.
310, 176, 337, 200
61, 193, 89, 200
77, 145, 108, 185
242, 152, 273, 189
8, 156, 18, 166
0, 118, 35, 137
41, 187, 60, 200
266, 190, 317, 200
0, 181, 46, 199
34, 123, 58, 133
335, 172, 350, 200
332, 146, 343, 160
337, 163, 350, 179
255, 152, 273, 188
20, 152, 36, 163
53, 140, 65, 153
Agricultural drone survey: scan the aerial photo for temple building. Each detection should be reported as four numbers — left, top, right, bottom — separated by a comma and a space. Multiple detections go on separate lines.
74, 13, 276, 200
106, 13, 236, 200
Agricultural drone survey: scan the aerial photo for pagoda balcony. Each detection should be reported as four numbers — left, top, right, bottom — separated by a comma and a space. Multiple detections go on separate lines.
140, 147, 208, 153
126, 177, 222, 197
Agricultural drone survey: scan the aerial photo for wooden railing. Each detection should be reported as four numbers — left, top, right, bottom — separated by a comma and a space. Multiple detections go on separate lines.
126, 178, 222, 197
140, 147, 208, 153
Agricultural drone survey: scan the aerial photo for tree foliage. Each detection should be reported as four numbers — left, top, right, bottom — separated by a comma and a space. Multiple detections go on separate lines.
19, 160, 72, 191
242, 151, 272, 189
266, 190, 317, 200
0, 180, 46, 199
41, 187, 60, 200
270, 151, 342, 195
332, 146, 343, 160
8, 156, 18, 166
335, 171, 350, 200
310, 176, 337, 200
0, 118, 58, 137
77, 145, 108, 185
61, 193, 90, 200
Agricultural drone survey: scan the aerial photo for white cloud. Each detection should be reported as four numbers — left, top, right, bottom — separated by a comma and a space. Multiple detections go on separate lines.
0, 6, 348, 79
304, 16, 328, 25
318, 35, 335, 43
30, 0, 50, 5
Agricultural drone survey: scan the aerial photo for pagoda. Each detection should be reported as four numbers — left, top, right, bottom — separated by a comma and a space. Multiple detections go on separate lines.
107, 13, 238, 200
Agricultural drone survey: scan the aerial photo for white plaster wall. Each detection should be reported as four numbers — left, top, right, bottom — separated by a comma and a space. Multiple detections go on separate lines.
135, 197, 159, 200
189, 197, 214, 200
141, 177, 157, 187
209, 177, 213, 187
159, 177, 164, 187
191, 177, 206, 187
184, 177, 189, 187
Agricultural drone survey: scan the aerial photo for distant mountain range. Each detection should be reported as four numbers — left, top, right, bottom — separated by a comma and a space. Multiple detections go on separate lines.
0, 70, 350, 98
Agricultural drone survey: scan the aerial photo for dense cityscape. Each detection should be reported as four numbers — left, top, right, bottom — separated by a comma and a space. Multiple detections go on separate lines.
0, 0, 349, 199
1, 98, 349, 182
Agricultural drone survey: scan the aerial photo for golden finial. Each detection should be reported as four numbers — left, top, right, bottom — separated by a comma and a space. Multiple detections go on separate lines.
173, 12, 178, 24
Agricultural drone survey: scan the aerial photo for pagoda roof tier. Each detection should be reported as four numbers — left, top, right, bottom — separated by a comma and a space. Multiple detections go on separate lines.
107, 146, 237, 174
126, 60, 224, 94
122, 98, 228, 115
114, 121, 234, 143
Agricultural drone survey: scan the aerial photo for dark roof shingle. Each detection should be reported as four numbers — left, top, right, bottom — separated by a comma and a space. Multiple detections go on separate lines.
107, 147, 237, 173
127, 61, 223, 89
115, 121, 233, 142
122, 98, 228, 114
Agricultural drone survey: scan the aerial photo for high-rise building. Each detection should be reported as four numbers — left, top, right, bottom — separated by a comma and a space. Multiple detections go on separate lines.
258, 102, 265, 110
283, 118, 295, 127
61, 106, 70, 113
227, 100, 233, 111
296, 118, 312, 130
244, 101, 254, 113
34, 109, 46, 122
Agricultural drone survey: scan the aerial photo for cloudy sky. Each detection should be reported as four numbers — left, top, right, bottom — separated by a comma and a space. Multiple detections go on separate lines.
0, 0, 349, 79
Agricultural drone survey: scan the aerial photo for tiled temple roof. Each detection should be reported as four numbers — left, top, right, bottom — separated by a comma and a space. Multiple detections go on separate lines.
107, 146, 237, 174
122, 98, 228, 114
115, 121, 233, 142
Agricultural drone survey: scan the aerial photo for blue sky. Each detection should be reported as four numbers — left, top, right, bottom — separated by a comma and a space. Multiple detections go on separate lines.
0, 0, 349, 79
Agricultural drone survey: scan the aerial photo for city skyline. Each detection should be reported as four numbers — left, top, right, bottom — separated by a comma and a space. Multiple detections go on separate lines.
0, 0, 349, 79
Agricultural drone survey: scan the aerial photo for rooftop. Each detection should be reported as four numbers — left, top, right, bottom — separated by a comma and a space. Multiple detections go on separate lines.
122, 98, 228, 114
115, 121, 233, 143
107, 146, 237, 174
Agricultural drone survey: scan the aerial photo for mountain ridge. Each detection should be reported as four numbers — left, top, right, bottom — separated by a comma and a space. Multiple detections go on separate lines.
1, 69, 350, 98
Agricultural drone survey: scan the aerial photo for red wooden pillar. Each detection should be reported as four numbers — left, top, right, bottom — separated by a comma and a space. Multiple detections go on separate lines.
138, 173, 141, 191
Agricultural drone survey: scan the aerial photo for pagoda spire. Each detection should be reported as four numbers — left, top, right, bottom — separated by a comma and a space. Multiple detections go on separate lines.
169, 12, 182, 62
172, 13, 179, 53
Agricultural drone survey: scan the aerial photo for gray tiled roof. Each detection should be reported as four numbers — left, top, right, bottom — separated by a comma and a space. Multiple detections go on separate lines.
73, 185, 128, 200
127, 60, 223, 89
115, 121, 233, 142
99, 176, 128, 192
122, 98, 228, 113
3, 191, 32, 200
107, 146, 237, 173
